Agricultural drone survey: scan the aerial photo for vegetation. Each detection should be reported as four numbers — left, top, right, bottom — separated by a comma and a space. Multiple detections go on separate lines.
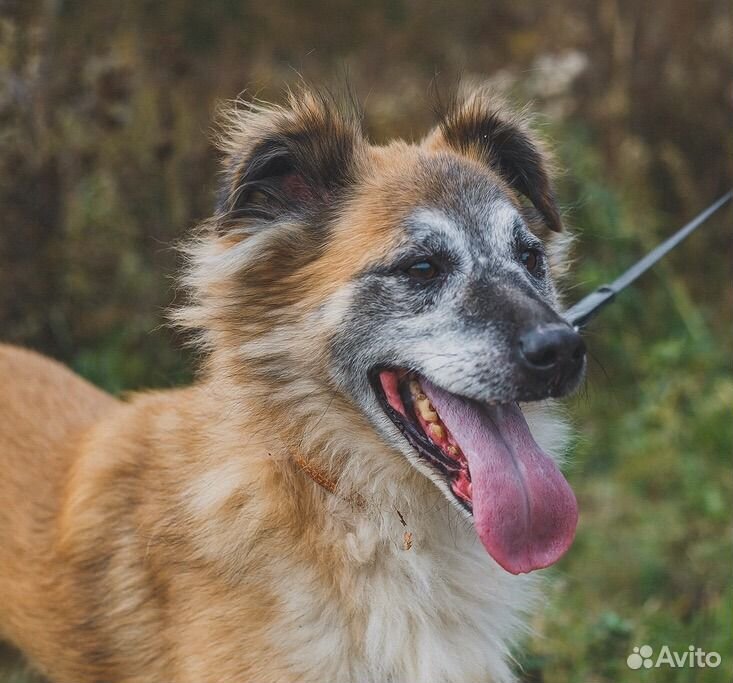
1, 1, 730, 681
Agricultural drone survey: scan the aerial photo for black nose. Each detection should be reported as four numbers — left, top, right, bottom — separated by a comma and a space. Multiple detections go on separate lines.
518, 323, 586, 375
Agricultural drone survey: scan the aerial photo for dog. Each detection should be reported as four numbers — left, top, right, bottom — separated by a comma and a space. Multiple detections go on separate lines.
0, 86, 585, 683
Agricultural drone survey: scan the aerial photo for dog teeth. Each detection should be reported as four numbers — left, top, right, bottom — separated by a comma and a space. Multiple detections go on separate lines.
405, 376, 457, 445
415, 396, 439, 423
429, 424, 445, 440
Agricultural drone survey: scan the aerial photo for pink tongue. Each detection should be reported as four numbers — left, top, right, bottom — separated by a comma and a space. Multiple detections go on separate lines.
421, 380, 578, 574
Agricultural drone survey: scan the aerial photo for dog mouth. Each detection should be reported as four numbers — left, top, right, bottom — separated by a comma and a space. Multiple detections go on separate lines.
371, 368, 578, 574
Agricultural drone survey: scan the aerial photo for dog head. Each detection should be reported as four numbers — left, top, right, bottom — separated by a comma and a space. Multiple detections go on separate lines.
180, 87, 584, 574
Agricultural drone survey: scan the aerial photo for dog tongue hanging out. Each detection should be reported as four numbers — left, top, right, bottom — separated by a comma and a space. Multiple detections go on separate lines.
424, 382, 578, 573
379, 371, 578, 574
0, 86, 585, 683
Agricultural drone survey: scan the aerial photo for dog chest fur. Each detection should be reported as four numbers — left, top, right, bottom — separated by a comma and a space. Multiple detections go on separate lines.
270, 515, 537, 683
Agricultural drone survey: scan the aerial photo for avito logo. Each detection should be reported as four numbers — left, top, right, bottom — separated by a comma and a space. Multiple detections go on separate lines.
627, 644, 721, 670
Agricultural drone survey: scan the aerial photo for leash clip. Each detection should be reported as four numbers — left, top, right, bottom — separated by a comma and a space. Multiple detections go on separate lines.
566, 285, 616, 330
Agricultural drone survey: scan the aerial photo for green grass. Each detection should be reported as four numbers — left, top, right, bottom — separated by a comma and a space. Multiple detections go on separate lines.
515, 132, 732, 683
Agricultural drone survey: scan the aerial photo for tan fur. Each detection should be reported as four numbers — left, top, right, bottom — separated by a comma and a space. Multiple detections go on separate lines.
0, 345, 335, 681
0, 88, 570, 683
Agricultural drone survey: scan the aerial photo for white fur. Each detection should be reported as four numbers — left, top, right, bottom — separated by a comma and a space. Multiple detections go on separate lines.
272, 511, 539, 683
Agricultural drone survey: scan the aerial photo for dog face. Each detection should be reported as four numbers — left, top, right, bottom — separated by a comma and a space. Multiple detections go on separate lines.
183, 88, 584, 574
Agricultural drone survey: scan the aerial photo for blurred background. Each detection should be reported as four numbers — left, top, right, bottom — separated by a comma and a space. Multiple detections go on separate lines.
0, 1, 731, 681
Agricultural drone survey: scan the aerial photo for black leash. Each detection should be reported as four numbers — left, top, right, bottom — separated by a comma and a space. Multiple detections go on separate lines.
565, 191, 733, 329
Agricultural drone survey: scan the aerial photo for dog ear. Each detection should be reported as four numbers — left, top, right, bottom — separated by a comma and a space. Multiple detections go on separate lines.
215, 89, 364, 230
426, 90, 562, 232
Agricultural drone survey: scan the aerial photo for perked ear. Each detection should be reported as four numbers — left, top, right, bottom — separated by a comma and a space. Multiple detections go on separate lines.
215, 88, 364, 230
426, 89, 563, 232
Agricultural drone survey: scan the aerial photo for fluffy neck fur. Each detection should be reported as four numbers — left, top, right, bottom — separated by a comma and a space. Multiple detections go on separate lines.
174, 363, 562, 683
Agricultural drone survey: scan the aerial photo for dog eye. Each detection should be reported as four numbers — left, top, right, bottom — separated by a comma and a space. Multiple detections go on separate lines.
406, 260, 440, 281
519, 248, 542, 275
